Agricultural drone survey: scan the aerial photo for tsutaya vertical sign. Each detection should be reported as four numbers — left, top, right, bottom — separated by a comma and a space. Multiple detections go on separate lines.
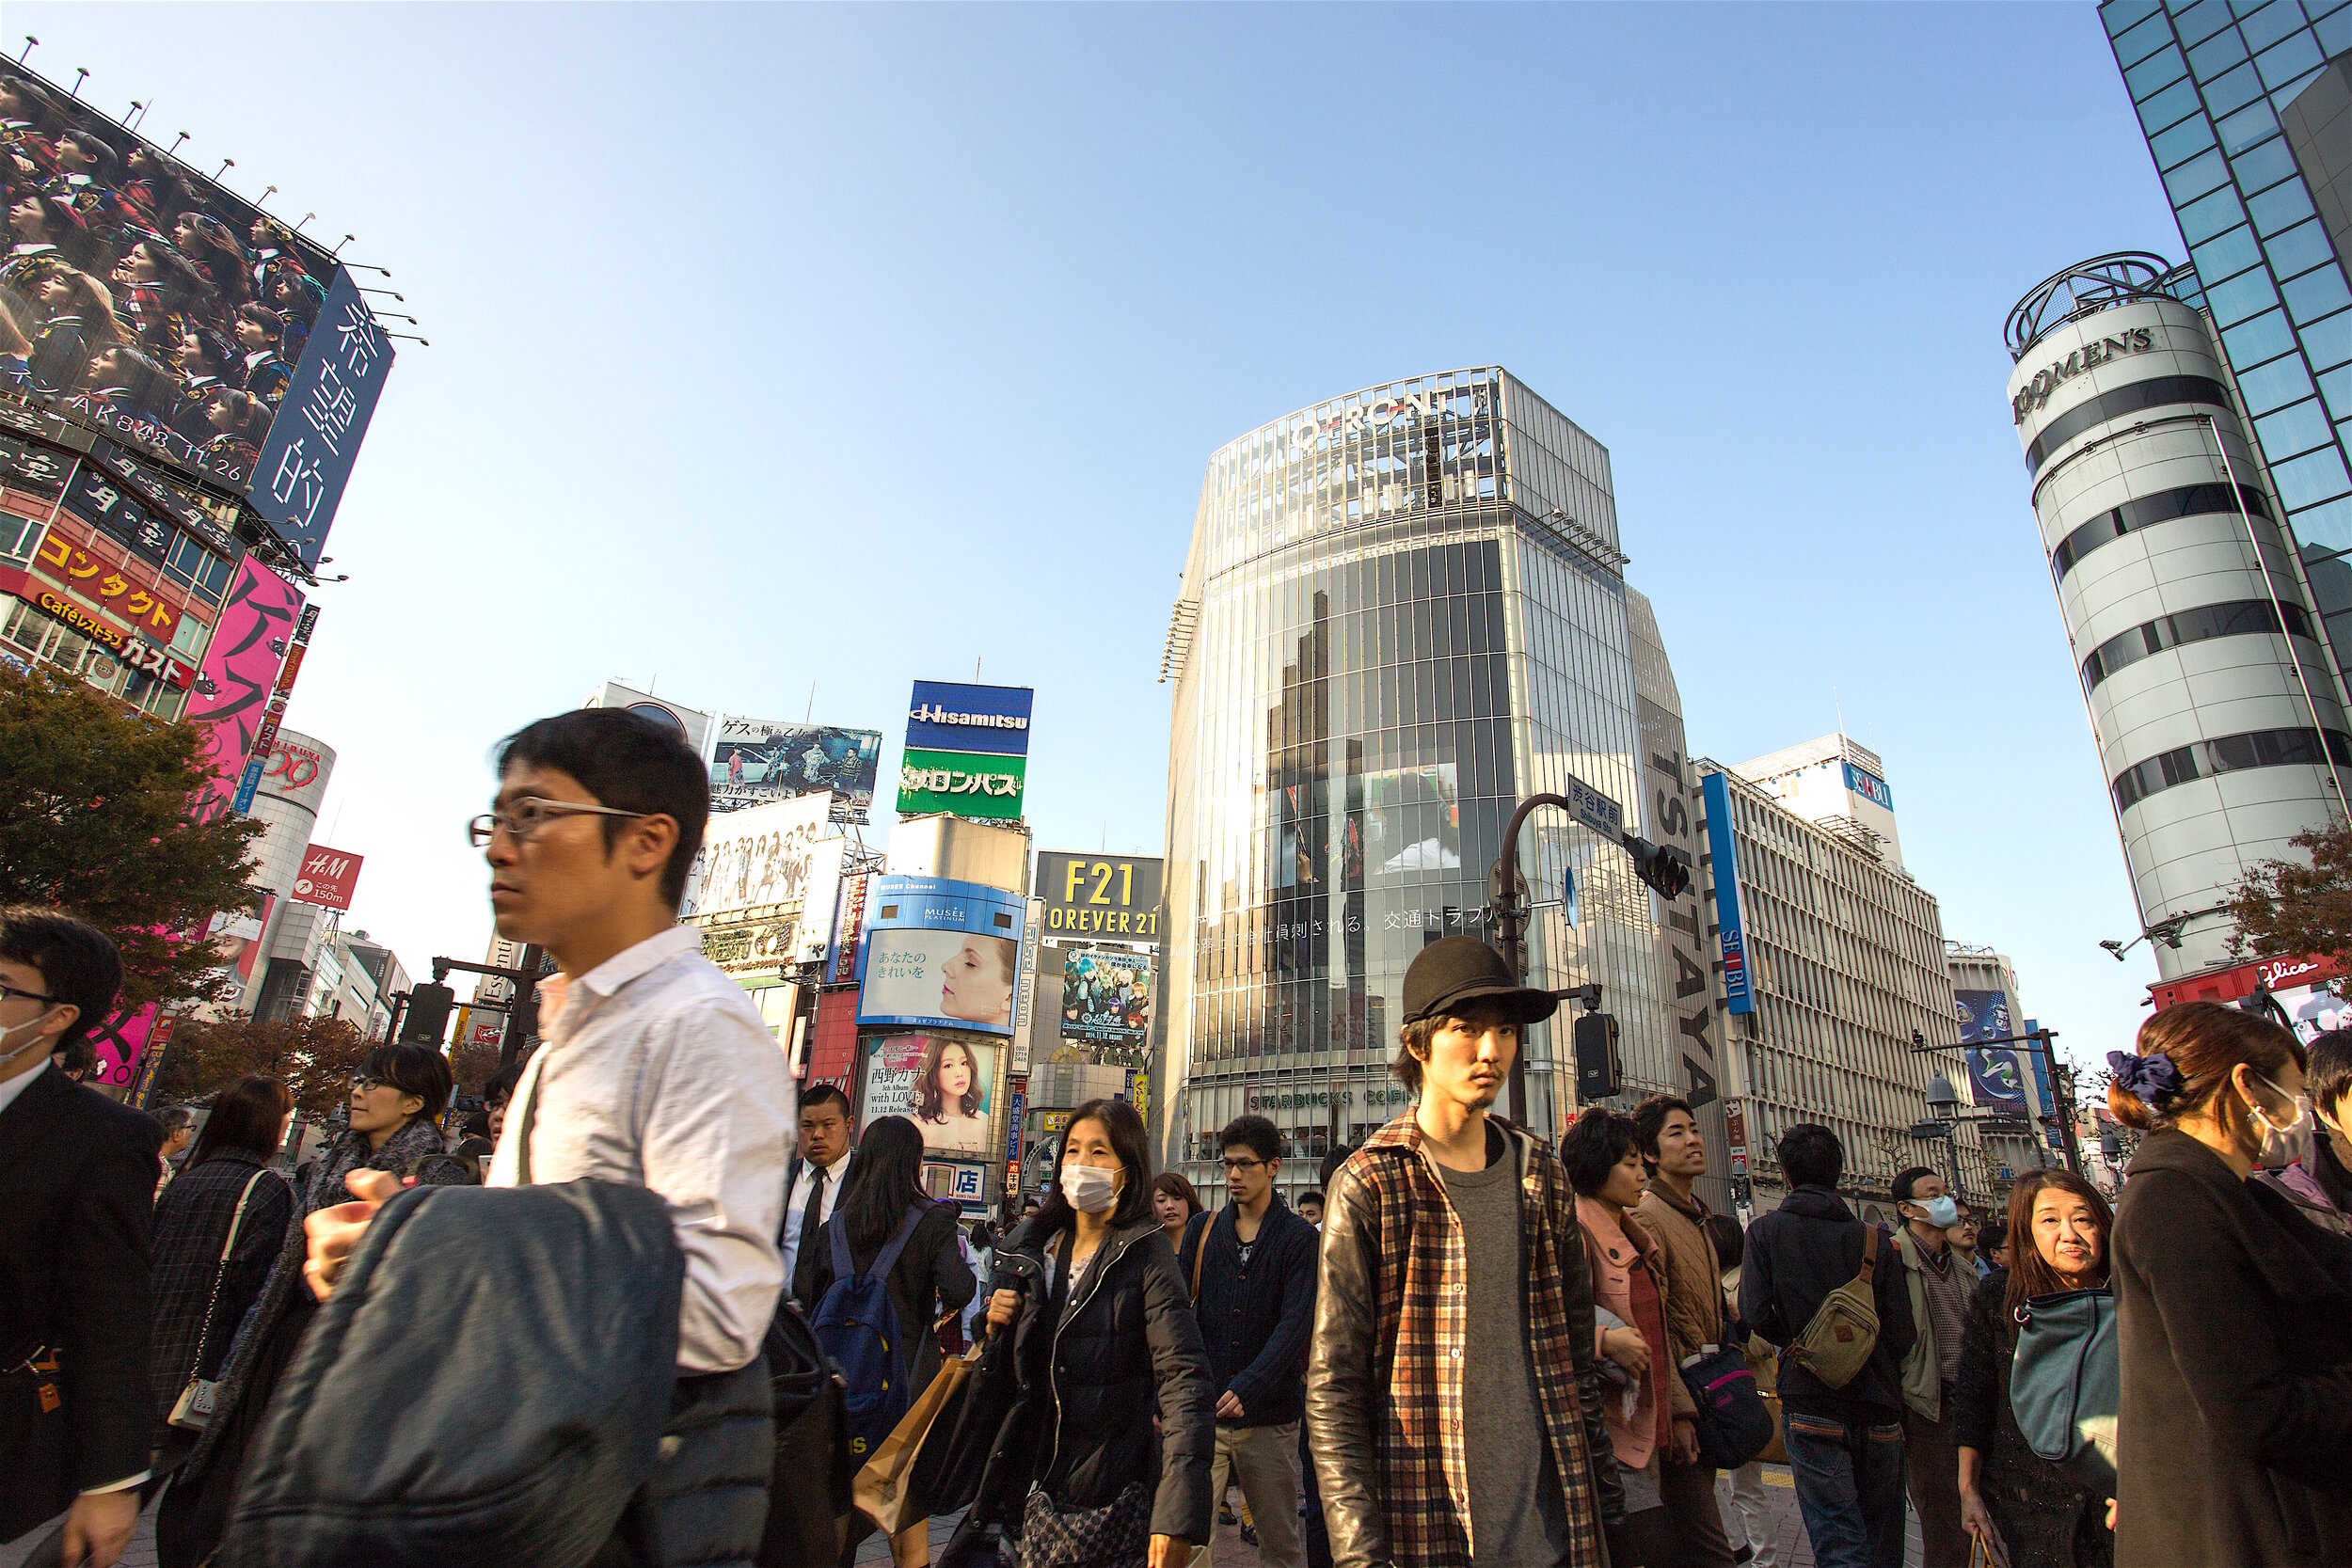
1626, 591, 1731, 1212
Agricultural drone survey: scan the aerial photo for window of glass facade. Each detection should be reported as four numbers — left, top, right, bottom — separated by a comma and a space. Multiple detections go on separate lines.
2105, 0, 2352, 687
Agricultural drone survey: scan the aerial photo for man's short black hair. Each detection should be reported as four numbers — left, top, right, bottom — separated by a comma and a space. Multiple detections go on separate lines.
0, 907, 121, 1050
1299, 1189, 1323, 1207
801, 1083, 850, 1119
1318, 1144, 1356, 1191
1560, 1109, 1641, 1197
1219, 1113, 1282, 1165
1630, 1092, 1695, 1164
1890, 1165, 1940, 1204
2307, 1025, 2352, 1120
496, 708, 709, 907
484, 1061, 525, 1108
1778, 1122, 1844, 1190
359, 1042, 453, 1125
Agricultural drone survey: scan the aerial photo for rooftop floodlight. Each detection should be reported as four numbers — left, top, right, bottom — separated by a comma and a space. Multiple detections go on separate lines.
69, 68, 87, 99
213, 157, 233, 180
168, 132, 190, 156
18, 37, 36, 64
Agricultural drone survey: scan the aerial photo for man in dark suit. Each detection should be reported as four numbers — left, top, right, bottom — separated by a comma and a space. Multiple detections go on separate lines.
779, 1083, 853, 1304
0, 908, 159, 1567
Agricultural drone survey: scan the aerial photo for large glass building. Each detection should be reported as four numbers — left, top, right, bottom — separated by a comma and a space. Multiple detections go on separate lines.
1156, 369, 1731, 1206
2102, 1, 2352, 665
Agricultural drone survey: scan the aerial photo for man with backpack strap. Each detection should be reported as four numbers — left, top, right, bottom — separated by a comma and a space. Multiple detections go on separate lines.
1738, 1124, 1915, 1568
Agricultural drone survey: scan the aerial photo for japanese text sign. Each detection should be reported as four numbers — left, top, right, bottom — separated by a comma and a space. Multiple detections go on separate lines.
291, 843, 363, 911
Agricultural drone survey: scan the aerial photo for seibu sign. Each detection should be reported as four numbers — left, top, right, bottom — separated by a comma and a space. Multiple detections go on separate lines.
2011, 325, 2155, 424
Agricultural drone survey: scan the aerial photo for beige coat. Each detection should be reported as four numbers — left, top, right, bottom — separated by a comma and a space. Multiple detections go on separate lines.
1633, 1181, 1726, 1363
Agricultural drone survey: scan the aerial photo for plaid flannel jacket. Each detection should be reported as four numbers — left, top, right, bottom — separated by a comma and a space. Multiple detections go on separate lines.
1305, 1112, 1614, 1568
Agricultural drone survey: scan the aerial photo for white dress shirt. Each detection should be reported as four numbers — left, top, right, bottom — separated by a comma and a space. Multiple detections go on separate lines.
781, 1148, 852, 1295
488, 926, 795, 1373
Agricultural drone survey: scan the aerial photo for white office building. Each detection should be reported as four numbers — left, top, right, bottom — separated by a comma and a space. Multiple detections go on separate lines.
1698, 751, 1998, 1220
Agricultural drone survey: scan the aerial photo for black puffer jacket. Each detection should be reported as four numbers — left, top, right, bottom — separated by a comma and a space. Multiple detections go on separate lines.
997, 1214, 1215, 1544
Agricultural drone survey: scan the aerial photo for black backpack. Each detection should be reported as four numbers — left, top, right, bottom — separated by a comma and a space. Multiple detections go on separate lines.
222, 1180, 684, 1568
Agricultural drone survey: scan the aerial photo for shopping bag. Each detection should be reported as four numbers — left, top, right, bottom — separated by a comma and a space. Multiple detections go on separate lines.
852, 1346, 977, 1535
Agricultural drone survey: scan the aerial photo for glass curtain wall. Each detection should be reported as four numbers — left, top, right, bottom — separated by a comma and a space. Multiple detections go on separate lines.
1161, 368, 1680, 1201
2104, 0, 2352, 660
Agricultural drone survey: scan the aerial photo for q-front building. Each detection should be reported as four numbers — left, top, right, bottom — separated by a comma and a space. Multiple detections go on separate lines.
1156, 369, 1732, 1210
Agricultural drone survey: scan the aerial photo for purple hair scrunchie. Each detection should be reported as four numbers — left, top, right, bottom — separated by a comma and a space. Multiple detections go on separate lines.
2107, 1049, 2184, 1111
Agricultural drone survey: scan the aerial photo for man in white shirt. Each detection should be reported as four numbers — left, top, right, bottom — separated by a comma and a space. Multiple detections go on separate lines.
780, 1084, 853, 1301
308, 706, 794, 1375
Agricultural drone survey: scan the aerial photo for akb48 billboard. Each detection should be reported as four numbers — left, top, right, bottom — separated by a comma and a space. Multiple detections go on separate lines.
0, 60, 393, 566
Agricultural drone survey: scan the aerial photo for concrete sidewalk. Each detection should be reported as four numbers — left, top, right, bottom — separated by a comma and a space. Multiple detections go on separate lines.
4, 1462, 1922, 1568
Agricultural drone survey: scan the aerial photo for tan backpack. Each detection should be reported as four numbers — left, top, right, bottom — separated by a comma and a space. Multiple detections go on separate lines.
1791, 1224, 1881, 1389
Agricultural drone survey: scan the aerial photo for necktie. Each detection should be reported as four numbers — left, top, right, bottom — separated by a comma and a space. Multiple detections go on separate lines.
800, 1166, 828, 1257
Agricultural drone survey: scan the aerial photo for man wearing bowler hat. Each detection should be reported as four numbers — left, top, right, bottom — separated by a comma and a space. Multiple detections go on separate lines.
1305, 936, 1623, 1568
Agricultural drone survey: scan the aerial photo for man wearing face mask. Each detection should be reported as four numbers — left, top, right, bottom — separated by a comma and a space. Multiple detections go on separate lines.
0, 909, 161, 1568
1886, 1168, 1970, 1568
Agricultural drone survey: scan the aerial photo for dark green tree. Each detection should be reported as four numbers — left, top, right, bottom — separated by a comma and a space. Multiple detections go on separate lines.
0, 663, 264, 1014
2226, 818, 2352, 967
152, 1011, 371, 1120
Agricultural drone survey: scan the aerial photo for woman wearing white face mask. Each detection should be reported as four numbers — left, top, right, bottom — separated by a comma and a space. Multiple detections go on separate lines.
979, 1098, 1215, 1568
2253, 1026, 2352, 1238
2106, 1002, 2352, 1568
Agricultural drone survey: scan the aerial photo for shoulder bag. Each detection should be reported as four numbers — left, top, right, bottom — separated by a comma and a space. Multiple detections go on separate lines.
2007, 1286, 2118, 1495
1790, 1223, 1881, 1390
167, 1167, 272, 1431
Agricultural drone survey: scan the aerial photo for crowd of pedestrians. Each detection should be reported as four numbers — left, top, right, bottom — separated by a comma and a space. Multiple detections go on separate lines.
2, 705, 2350, 1568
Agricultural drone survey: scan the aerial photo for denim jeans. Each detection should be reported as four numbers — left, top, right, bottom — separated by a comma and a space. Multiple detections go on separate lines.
1782, 1410, 1907, 1568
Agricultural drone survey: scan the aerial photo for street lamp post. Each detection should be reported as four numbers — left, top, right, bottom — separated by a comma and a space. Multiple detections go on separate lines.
1910, 1027, 2083, 1177
1487, 783, 1692, 1122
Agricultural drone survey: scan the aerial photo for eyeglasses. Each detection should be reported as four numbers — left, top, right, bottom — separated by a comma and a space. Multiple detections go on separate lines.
1220, 1157, 1267, 1173
468, 797, 649, 847
0, 983, 55, 1007
351, 1073, 386, 1091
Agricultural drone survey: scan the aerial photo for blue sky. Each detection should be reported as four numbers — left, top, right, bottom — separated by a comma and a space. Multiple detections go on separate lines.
24, 3, 2188, 1078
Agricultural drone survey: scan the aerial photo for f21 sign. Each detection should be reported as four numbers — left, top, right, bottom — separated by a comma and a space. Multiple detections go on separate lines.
291, 844, 363, 911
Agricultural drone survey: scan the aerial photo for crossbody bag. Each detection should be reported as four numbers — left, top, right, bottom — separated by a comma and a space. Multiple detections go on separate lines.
167, 1166, 271, 1431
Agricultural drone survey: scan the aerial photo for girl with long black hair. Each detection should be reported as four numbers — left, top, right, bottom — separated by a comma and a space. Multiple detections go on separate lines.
795, 1114, 974, 1568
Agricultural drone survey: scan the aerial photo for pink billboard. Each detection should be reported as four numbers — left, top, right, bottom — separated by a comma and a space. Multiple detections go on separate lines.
186, 560, 304, 824
87, 1005, 173, 1092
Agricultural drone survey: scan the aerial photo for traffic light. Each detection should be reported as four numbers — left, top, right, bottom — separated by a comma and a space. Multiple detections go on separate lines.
1626, 837, 1692, 900
1574, 1012, 1623, 1102
399, 982, 455, 1047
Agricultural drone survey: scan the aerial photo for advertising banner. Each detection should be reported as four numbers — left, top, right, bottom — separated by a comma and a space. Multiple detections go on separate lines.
896, 746, 1026, 821
2267, 973, 2350, 1041
860, 1034, 1000, 1154
86, 1004, 169, 1092
831, 873, 869, 985
1954, 989, 2029, 1113
291, 843, 362, 911
185, 559, 304, 825
1059, 946, 1154, 1046
905, 681, 1034, 756
1842, 761, 1895, 811
920, 1159, 990, 1211
857, 876, 1025, 1036
590, 682, 712, 760
710, 717, 882, 824
1700, 772, 1755, 1014
1035, 853, 1165, 941
681, 793, 834, 922
0, 61, 391, 564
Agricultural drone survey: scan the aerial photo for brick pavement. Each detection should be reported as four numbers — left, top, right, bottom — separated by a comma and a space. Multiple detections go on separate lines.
4, 1462, 1921, 1567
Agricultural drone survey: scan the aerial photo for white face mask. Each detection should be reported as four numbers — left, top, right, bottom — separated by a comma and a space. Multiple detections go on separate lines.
0, 1007, 60, 1069
1059, 1162, 1120, 1214
2251, 1074, 2315, 1169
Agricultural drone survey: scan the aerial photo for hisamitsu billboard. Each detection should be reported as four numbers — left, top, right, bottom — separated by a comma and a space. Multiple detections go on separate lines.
905, 681, 1034, 756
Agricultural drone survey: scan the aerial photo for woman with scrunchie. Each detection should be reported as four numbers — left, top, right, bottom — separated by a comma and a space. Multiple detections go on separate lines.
2106, 1002, 2352, 1567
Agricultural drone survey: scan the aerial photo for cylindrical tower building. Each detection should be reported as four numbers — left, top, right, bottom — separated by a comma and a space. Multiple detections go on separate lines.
2007, 255, 2348, 979
1158, 368, 1726, 1205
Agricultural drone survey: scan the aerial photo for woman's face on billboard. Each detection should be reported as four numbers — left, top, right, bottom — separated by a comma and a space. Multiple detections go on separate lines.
940, 937, 1010, 1024
938, 1043, 974, 1099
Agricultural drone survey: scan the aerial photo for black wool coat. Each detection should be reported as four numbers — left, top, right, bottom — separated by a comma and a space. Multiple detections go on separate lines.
2110, 1130, 2352, 1568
